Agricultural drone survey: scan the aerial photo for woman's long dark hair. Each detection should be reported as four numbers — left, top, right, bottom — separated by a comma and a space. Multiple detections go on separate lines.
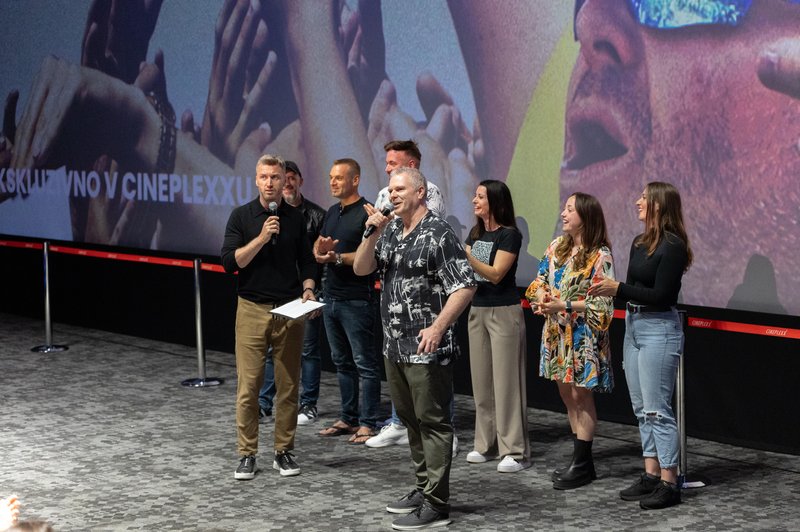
555, 192, 611, 270
468, 179, 517, 241
637, 181, 693, 270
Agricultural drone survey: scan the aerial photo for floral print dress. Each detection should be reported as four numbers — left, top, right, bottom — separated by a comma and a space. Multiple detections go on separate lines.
525, 237, 615, 392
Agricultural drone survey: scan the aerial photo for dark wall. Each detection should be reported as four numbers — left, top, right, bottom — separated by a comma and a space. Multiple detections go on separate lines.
3, 243, 798, 455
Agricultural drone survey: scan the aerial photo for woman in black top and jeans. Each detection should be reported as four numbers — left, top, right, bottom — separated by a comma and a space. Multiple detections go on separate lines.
589, 182, 693, 510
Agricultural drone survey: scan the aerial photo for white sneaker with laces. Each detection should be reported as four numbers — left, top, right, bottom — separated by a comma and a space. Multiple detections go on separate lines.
297, 404, 318, 425
365, 423, 409, 448
466, 450, 497, 463
497, 455, 531, 473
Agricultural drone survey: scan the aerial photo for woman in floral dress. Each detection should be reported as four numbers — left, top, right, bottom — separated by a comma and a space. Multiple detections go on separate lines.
526, 192, 614, 490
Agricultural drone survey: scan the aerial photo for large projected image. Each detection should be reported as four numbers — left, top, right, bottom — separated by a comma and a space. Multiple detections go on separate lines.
0, 0, 798, 316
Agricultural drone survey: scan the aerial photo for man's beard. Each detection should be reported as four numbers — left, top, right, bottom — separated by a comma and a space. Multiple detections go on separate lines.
564, 68, 796, 312
283, 190, 298, 205
641, 96, 798, 314
562, 59, 800, 313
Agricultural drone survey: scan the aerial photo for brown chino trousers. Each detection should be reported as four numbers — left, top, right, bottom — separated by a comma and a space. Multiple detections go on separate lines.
235, 297, 305, 456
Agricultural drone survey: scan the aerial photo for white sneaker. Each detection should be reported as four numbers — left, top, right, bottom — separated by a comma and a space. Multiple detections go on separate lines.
497, 455, 531, 473
466, 450, 497, 463
365, 423, 409, 448
452, 434, 460, 458
297, 404, 318, 425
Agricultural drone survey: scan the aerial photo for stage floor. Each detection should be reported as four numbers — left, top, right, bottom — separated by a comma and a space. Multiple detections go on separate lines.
2, 312, 798, 531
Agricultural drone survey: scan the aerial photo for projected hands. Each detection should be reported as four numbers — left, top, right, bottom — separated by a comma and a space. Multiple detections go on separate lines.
367, 76, 481, 223
1, 0, 487, 251
81, 0, 164, 84
201, 0, 285, 166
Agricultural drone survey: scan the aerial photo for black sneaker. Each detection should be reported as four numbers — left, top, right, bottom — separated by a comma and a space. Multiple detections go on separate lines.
234, 455, 256, 480
386, 489, 425, 514
639, 480, 681, 510
273, 451, 300, 477
258, 407, 272, 424
391, 500, 451, 530
620, 473, 661, 501
297, 404, 318, 425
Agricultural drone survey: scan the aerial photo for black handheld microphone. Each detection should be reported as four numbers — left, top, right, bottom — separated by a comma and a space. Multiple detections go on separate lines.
268, 201, 278, 245
363, 205, 393, 238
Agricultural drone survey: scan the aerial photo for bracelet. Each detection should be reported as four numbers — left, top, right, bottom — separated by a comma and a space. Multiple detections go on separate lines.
303, 287, 314, 293
565, 300, 572, 313
146, 91, 177, 174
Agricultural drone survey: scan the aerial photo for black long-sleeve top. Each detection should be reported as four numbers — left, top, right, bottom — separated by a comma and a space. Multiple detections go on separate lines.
616, 233, 688, 307
221, 198, 316, 304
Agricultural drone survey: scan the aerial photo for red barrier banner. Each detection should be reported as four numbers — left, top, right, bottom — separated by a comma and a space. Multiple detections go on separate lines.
686, 317, 800, 340
0, 240, 43, 250
50, 245, 194, 268
2, 239, 796, 339
523, 298, 799, 340
0, 239, 225, 272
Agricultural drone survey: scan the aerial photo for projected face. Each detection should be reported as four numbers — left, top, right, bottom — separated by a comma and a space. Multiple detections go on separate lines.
562, 0, 800, 311
255, 164, 286, 207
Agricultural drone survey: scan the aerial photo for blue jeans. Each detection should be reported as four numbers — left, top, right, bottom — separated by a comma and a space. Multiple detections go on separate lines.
623, 308, 683, 469
324, 298, 381, 429
260, 314, 322, 410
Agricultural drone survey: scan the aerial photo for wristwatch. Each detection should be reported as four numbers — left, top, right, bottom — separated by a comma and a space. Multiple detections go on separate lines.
335, 253, 343, 266
565, 300, 572, 313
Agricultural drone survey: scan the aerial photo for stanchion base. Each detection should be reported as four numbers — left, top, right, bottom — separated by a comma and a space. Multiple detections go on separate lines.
680, 474, 709, 489
31, 345, 69, 353
181, 377, 224, 387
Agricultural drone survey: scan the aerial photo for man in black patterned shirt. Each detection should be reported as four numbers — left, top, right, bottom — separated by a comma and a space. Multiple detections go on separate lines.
354, 167, 476, 530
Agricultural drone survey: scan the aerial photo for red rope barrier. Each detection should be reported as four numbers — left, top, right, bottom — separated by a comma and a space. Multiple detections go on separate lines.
0, 239, 225, 272
2, 238, 796, 338
523, 297, 799, 339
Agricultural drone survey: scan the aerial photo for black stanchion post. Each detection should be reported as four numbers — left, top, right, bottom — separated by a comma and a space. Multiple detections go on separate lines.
31, 241, 68, 353
182, 258, 223, 387
677, 309, 706, 489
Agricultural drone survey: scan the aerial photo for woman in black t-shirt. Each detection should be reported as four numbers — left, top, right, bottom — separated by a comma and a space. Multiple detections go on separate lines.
464, 180, 531, 473
589, 181, 693, 510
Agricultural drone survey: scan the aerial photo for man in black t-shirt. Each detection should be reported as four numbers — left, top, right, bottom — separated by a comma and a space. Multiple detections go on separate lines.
315, 159, 381, 443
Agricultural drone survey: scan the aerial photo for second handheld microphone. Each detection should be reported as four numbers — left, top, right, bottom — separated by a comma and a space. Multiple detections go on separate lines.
363, 205, 393, 238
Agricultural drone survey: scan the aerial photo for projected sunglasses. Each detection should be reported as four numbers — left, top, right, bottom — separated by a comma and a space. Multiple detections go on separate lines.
574, 0, 800, 37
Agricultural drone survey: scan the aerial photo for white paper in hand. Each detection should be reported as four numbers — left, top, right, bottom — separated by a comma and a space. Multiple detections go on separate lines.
270, 298, 325, 319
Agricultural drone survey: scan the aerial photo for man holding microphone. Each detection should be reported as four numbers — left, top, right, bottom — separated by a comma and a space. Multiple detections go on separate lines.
221, 154, 317, 480
354, 166, 475, 529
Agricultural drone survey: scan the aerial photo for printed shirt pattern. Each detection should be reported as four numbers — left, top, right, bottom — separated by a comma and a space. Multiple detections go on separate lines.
525, 237, 615, 392
375, 212, 475, 364
469, 240, 492, 282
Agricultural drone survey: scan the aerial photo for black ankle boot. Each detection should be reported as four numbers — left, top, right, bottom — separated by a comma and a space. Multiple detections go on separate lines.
552, 438, 596, 490
551, 433, 577, 481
